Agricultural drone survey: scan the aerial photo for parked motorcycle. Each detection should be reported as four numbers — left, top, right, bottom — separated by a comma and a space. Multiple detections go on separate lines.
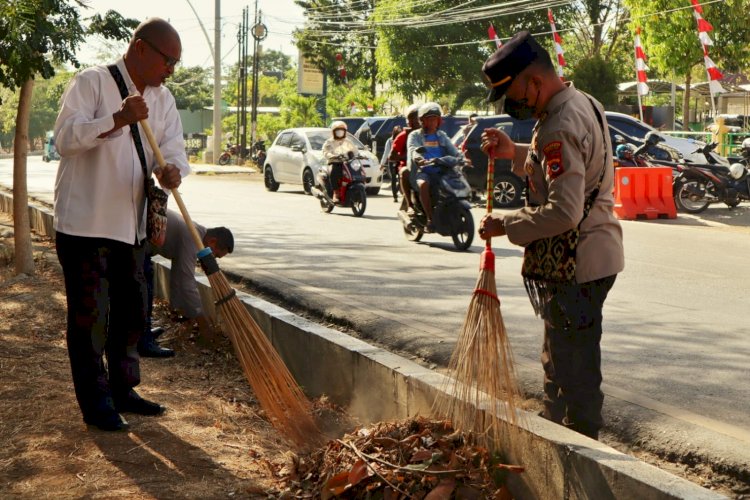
397, 154, 474, 251
251, 140, 266, 167
672, 140, 750, 213
311, 154, 368, 217
217, 142, 249, 166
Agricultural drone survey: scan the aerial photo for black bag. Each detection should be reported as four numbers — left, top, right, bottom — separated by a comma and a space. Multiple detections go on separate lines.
521, 97, 608, 315
108, 64, 168, 246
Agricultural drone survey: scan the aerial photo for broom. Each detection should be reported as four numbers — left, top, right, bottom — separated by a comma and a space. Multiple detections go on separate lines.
139, 119, 319, 447
433, 154, 523, 446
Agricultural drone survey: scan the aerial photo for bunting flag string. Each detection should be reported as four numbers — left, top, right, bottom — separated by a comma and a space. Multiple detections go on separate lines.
634, 27, 649, 97
488, 23, 502, 49
690, 0, 724, 97
547, 9, 566, 81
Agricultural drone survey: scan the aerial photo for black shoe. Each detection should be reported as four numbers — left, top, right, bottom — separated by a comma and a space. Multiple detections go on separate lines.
84, 411, 129, 431
150, 327, 166, 339
114, 390, 166, 416
138, 339, 175, 358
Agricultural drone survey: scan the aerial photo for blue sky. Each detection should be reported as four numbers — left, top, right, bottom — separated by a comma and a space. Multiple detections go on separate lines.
78, 0, 305, 68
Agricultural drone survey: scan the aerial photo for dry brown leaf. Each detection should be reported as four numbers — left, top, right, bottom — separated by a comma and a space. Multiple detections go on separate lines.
425, 477, 456, 499
347, 459, 373, 487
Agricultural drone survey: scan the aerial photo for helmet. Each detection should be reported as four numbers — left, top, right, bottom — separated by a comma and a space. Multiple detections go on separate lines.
405, 104, 419, 119
729, 163, 746, 180
741, 137, 750, 158
616, 144, 634, 160
644, 131, 665, 146
418, 102, 442, 119
330, 120, 347, 131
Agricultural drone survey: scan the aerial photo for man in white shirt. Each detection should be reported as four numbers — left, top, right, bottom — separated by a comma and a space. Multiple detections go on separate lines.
54, 18, 189, 432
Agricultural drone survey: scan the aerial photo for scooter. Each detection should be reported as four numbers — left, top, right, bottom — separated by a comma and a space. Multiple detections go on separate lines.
671, 140, 750, 213
397, 154, 475, 251
311, 154, 368, 217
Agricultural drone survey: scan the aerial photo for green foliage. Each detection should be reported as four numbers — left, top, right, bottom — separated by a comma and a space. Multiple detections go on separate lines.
293, 0, 377, 89
624, 0, 750, 80
166, 66, 213, 112
570, 56, 619, 105
325, 79, 387, 117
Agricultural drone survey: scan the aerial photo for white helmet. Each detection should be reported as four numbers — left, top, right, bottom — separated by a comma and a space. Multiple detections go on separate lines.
741, 137, 750, 157
729, 163, 745, 180
418, 102, 443, 119
330, 120, 347, 131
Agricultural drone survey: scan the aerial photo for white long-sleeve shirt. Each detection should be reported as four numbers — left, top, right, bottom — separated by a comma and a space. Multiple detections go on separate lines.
53, 57, 190, 245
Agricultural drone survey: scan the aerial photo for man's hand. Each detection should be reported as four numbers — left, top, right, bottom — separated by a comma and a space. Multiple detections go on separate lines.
478, 213, 506, 240
154, 163, 182, 190
481, 128, 515, 160
99, 96, 149, 138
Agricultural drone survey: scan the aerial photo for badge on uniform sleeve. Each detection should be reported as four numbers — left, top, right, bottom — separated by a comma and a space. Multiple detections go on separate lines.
543, 141, 565, 179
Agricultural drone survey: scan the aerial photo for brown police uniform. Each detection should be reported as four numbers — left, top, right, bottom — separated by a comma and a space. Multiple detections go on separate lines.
504, 82, 624, 439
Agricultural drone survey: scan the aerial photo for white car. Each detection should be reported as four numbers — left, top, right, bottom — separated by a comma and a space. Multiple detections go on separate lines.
263, 128, 382, 195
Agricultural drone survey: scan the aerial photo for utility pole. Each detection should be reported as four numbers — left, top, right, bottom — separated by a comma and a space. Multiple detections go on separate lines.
212, 0, 222, 164
240, 6, 249, 163
250, 4, 268, 149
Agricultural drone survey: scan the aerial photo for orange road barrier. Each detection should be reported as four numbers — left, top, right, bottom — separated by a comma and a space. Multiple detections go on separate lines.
614, 167, 676, 220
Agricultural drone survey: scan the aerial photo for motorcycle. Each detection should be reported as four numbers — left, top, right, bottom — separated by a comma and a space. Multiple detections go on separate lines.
217, 142, 249, 166
251, 140, 266, 167
311, 154, 368, 217
672, 140, 750, 213
397, 153, 475, 251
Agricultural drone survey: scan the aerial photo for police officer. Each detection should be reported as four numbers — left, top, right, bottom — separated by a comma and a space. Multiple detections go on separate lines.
477, 31, 624, 440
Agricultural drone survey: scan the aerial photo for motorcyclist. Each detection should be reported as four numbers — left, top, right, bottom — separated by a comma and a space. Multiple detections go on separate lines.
615, 144, 636, 167
406, 102, 461, 232
322, 120, 359, 203
390, 104, 420, 212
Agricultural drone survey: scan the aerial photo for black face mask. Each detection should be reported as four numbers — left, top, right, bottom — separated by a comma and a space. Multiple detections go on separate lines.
503, 80, 538, 120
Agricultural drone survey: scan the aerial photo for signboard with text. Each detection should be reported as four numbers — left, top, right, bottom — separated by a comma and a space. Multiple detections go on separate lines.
297, 54, 324, 95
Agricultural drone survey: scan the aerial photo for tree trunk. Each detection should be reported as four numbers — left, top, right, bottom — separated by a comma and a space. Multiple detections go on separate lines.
370, 41, 377, 99
12, 78, 35, 276
682, 72, 692, 132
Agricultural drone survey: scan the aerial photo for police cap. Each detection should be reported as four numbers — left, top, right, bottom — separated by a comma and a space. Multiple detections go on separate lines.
482, 30, 547, 102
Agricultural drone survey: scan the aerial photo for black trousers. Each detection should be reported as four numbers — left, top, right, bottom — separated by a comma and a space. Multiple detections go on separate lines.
387, 162, 400, 199
56, 232, 147, 418
540, 274, 617, 440
329, 162, 343, 196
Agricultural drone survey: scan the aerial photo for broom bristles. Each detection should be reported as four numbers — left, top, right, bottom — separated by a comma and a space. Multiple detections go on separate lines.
434, 249, 523, 447
207, 271, 320, 447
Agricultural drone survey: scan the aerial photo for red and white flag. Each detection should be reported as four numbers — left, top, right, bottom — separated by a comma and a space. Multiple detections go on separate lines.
488, 23, 502, 49
691, 0, 724, 94
547, 9, 566, 81
634, 27, 649, 96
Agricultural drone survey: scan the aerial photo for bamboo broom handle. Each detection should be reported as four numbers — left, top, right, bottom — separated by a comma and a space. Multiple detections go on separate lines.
485, 155, 494, 249
139, 119, 205, 252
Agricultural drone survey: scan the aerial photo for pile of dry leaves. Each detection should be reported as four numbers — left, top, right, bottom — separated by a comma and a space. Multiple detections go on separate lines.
281, 417, 523, 498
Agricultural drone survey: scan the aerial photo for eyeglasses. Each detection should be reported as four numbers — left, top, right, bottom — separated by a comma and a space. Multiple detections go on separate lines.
139, 38, 180, 68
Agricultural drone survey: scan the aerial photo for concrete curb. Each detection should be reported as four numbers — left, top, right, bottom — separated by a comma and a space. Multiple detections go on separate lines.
0, 192, 727, 500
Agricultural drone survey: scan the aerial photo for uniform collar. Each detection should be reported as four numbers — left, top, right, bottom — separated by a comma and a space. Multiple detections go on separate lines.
543, 81, 575, 117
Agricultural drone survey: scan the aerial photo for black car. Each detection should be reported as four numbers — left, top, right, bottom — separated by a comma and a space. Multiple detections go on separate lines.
452, 115, 535, 208
331, 117, 367, 135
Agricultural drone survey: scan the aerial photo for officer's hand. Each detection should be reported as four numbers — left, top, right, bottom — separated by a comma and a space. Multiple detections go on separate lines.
154, 163, 182, 190
481, 128, 515, 160
478, 214, 506, 240
116, 96, 149, 126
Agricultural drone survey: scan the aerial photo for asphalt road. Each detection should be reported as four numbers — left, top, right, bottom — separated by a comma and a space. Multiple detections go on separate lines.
3, 157, 750, 488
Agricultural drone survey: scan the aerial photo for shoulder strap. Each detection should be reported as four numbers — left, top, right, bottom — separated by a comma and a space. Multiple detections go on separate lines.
107, 65, 150, 186
580, 96, 610, 222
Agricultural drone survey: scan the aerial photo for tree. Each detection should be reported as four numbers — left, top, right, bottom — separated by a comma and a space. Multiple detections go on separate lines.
294, 0, 379, 97
166, 66, 212, 112
0, 1, 137, 275
624, 0, 750, 129
570, 56, 619, 106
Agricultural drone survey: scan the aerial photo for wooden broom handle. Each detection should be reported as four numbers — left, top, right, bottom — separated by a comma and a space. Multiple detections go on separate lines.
139, 119, 205, 252
485, 155, 494, 249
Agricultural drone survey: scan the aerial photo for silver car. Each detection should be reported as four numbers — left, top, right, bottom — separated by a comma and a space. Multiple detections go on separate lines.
263, 127, 383, 195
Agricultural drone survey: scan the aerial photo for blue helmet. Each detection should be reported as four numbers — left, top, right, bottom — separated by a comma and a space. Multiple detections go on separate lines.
616, 144, 634, 160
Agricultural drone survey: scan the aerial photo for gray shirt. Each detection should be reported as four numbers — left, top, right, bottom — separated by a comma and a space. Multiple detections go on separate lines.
151, 209, 207, 318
